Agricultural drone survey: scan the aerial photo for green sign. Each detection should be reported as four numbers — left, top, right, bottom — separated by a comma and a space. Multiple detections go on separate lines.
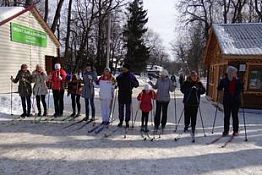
11, 23, 47, 47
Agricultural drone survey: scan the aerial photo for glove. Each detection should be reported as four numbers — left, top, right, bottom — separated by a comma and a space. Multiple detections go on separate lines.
10, 76, 14, 81
21, 78, 26, 82
59, 76, 63, 80
88, 75, 93, 80
192, 86, 198, 91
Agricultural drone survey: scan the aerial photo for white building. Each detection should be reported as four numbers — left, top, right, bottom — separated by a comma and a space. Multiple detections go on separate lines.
0, 6, 60, 93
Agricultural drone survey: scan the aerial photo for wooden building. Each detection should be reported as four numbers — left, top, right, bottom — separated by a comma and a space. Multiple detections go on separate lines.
204, 23, 262, 109
0, 6, 60, 93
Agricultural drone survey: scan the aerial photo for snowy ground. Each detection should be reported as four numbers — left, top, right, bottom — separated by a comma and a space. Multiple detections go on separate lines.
0, 82, 261, 175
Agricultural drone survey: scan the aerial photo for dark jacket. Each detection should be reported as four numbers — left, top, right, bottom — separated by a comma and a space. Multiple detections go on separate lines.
116, 71, 139, 103
13, 70, 32, 97
68, 80, 82, 95
218, 77, 242, 105
181, 79, 205, 106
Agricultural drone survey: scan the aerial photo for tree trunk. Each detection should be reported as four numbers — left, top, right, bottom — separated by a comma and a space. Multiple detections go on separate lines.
44, 0, 49, 22
25, 0, 33, 7
64, 0, 73, 71
51, 0, 65, 33
254, 0, 262, 22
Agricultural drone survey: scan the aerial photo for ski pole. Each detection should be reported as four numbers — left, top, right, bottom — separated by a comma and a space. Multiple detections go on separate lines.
10, 77, 13, 116
110, 89, 117, 123
132, 103, 140, 128
151, 100, 154, 126
198, 106, 206, 137
195, 92, 206, 137
174, 108, 184, 132
131, 103, 134, 127
174, 91, 177, 125
211, 92, 219, 134
241, 92, 248, 142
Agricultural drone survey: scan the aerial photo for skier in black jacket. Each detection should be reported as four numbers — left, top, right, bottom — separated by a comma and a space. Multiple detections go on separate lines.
181, 71, 205, 134
116, 64, 139, 127
218, 66, 242, 136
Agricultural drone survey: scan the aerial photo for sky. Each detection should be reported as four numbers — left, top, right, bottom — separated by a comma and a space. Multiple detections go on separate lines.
143, 0, 179, 60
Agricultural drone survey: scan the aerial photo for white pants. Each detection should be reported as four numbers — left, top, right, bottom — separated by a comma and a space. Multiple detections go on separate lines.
101, 98, 112, 122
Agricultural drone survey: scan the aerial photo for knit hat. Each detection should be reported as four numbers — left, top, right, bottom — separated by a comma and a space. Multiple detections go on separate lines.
54, 63, 61, 70
226, 66, 238, 81
144, 84, 151, 91
122, 64, 130, 70
104, 67, 111, 72
160, 69, 169, 77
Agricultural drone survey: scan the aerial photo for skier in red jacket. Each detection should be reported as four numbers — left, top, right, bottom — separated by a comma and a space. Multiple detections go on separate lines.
137, 84, 156, 132
49, 63, 67, 117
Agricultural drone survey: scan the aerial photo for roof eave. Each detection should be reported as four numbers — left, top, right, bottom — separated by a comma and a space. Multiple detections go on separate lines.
0, 5, 60, 47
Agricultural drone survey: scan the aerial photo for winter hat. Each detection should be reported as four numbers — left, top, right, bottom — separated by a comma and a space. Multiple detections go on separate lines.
122, 63, 130, 70
144, 84, 151, 91
54, 63, 61, 70
21, 64, 28, 70
104, 67, 111, 72
160, 69, 169, 77
226, 66, 238, 81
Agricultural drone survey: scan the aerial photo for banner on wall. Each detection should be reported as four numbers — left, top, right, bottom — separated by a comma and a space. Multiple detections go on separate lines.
10, 23, 47, 47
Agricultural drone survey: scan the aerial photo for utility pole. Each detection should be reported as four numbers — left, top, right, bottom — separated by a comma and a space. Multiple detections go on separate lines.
106, 13, 111, 68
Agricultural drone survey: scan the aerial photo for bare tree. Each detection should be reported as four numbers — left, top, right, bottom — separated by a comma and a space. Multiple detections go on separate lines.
44, 0, 48, 22
254, 0, 262, 21
51, 0, 65, 32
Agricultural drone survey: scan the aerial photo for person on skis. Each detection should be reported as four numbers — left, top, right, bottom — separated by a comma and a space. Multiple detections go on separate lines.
137, 84, 156, 132
68, 74, 82, 118
11, 64, 32, 117
97, 67, 116, 125
149, 69, 176, 130
181, 71, 205, 136
116, 64, 139, 128
49, 63, 67, 117
82, 64, 97, 121
32, 65, 48, 116
218, 66, 243, 137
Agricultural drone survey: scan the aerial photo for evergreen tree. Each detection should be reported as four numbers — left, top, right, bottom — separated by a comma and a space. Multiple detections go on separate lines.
123, 0, 149, 73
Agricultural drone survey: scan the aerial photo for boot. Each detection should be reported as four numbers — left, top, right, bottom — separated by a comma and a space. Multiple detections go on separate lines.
126, 121, 129, 128
38, 111, 41, 116
117, 121, 123, 127
222, 131, 229, 137
75, 113, 81, 117
70, 112, 76, 117
43, 110, 47, 116
144, 125, 149, 132
20, 113, 26, 118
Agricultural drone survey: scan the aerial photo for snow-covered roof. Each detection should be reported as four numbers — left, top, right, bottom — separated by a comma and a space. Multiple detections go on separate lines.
0, 7, 24, 22
213, 23, 262, 55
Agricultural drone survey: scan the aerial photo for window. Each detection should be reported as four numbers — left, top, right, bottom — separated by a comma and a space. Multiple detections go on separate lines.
248, 66, 262, 91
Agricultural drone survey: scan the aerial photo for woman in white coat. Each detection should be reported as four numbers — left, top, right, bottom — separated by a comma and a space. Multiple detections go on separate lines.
32, 65, 48, 116
97, 67, 116, 125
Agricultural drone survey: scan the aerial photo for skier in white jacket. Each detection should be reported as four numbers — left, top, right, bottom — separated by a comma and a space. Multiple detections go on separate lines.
97, 67, 116, 125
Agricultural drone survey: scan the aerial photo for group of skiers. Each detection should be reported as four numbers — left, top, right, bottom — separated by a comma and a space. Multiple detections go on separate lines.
11, 63, 242, 137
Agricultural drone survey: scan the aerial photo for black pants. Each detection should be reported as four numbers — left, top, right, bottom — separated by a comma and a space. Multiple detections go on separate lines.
36, 95, 47, 113
184, 105, 198, 133
21, 96, 31, 115
223, 102, 239, 133
85, 96, 95, 119
71, 94, 81, 114
154, 101, 169, 129
141, 112, 149, 127
53, 90, 64, 116
118, 102, 131, 123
